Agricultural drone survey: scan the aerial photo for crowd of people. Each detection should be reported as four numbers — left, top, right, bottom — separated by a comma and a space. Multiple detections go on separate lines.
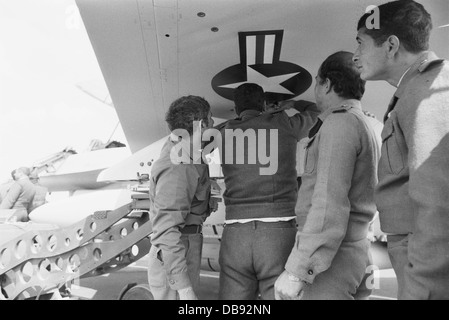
147, 0, 449, 300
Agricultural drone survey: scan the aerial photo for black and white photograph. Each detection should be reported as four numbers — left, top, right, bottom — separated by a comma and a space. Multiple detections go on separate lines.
1, 0, 448, 305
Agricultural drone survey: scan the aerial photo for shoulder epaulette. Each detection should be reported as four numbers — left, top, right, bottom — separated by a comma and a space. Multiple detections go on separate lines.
418, 59, 445, 73
332, 105, 352, 113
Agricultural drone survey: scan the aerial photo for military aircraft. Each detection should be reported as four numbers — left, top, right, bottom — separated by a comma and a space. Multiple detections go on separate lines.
1, 0, 448, 300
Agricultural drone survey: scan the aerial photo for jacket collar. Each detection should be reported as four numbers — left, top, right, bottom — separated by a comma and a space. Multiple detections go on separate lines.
317, 99, 362, 123
308, 99, 362, 139
395, 51, 442, 99
238, 109, 263, 121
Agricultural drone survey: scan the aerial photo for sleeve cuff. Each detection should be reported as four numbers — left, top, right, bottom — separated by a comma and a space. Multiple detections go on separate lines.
285, 253, 318, 284
167, 271, 192, 291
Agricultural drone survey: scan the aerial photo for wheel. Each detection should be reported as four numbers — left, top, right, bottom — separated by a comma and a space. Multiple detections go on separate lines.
118, 283, 154, 300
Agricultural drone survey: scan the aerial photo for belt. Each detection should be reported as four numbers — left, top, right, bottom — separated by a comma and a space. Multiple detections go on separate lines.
181, 225, 202, 234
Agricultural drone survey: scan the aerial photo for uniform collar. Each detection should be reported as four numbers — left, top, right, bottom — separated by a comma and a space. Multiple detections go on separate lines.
308, 99, 361, 139
239, 109, 263, 121
395, 51, 443, 99
396, 65, 413, 88
318, 99, 362, 123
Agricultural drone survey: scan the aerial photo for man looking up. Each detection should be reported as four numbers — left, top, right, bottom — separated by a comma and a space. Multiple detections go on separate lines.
275, 51, 380, 300
218, 83, 319, 300
148, 95, 216, 300
353, 0, 449, 299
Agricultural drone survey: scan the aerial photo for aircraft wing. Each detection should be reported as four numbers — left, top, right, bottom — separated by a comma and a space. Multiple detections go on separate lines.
76, 0, 449, 154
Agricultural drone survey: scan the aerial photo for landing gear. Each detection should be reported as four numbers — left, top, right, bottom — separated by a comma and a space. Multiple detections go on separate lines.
118, 283, 154, 300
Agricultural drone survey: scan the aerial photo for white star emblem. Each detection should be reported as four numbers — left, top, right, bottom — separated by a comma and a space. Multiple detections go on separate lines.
219, 66, 300, 95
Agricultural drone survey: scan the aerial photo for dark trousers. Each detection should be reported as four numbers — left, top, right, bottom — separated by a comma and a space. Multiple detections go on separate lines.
218, 220, 297, 300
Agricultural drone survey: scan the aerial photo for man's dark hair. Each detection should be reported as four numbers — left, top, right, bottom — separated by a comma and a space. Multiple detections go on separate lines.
357, 0, 432, 53
165, 95, 211, 135
318, 51, 366, 100
233, 83, 265, 115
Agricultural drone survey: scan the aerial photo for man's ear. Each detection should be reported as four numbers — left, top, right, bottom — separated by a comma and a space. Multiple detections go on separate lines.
385, 35, 400, 58
324, 78, 332, 94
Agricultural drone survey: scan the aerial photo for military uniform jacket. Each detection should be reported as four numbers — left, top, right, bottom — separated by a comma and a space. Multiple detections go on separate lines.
0, 177, 36, 213
218, 104, 320, 221
375, 52, 449, 299
149, 137, 211, 290
285, 100, 380, 284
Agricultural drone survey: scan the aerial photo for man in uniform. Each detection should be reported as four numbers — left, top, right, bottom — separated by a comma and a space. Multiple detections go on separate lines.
28, 170, 48, 212
148, 95, 216, 300
353, 0, 449, 299
0, 167, 36, 222
275, 51, 380, 300
217, 83, 319, 300
0, 170, 16, 204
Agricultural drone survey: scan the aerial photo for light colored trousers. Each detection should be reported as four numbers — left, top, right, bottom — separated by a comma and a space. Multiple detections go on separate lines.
387, 234, 449, 300
299, 238, 373, 300
148, 233, 203, 300
386, 234, 409, 299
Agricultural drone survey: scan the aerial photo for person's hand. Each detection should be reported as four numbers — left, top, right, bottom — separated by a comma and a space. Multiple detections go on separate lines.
266, 100, 315, 114
266, 100, 295, 112
274, 270, 306, 300
209, 197, 220, 213
210, 179, 222, 193
265, 100, 293, 114
264, 102, 278, 113
178, 287, 198, 300
277, 100, 297, 110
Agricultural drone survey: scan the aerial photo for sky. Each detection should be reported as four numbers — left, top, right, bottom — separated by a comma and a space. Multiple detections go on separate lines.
0, 0, 127, 182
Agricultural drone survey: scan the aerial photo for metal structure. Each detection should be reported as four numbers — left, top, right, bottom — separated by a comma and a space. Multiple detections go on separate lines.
0, 191, 152, 300
31, 148, 78, 176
